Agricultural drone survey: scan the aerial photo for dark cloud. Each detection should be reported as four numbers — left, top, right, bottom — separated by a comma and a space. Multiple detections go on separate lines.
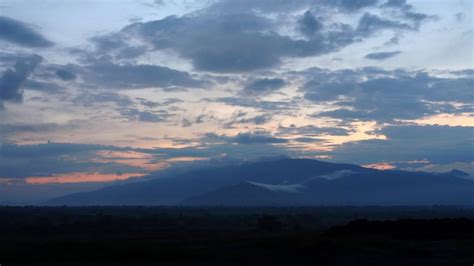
137, 111, 170, 122
0, 16, 54, 47
181, 114, 214, 127
365, 51, 401, 60
195, 114, 207, 124
356, 13, 412, 36
384, 33, 402, 45
204, 132, 288, 144
23, 80, 63, 94
455, 12, 465, 23
84, 61, 203, 89
0, 121, 82, 144
73, 91, 133, 107
330, 125, 474, 164
298, 10, 322, 36
90, 34, 127, 51
278, 125, 350, 136
0, 142, 116, 158
72, 92, 186, 123
181, 118, 192, 127
327, 0, 379, 12
242, 78, 285, 95
120, 108, 171, 123
115, 46, 148, 60
381, 0, 433, 29
143, 0, 166, 8
95, 0, 429, 73
89, 33, 147, 60
224, 113, 272, 128
211, 0, 378, 14
302, 68, 474, 122
214, 97, 297, 111
55, 69, 76, 81
208, 0, 314, 14
382, 0, 407, 8
123, 14, 332, 72
0, 52, 38, 67
137, 98, 160, 108
235, 114, 272, 125
0, 123, 64, 138
162, 98, 184, 105
0, 54, 43, 107
0, 142, 142, 179
451, 69, 474, 77
231, 133, 287, 144
122, 12, 278, 72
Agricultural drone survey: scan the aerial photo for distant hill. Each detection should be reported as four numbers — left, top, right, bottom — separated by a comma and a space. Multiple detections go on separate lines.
48, 159, 474, 206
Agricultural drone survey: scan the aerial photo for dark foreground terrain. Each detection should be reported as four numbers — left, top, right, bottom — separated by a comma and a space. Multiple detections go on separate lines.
1, 206, 473, 265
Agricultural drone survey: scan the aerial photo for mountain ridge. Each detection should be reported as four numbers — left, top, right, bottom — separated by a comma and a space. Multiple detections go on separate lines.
47, 158, 473, 206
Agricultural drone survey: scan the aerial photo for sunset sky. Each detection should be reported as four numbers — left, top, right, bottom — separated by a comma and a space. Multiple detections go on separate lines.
0, 0, 472, 203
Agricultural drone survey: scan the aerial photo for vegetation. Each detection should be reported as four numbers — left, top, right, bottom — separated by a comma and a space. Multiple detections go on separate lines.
1, 206, 473, 265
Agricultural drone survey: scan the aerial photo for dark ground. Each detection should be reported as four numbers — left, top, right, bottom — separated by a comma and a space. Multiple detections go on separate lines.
0, 206, 473, 265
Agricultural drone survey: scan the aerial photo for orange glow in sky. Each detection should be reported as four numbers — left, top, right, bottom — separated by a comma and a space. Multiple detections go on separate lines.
166, 156, 208, 163
26, 172, 146, 184
362, 163, 396, 170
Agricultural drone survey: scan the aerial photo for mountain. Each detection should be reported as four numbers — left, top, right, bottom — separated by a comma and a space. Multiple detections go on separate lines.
183, 171, 473, 206
438, 169, 470, 178
48, 159, 474, 206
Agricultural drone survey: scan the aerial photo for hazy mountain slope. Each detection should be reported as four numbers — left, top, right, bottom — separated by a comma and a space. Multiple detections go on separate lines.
48, 159, 473, 206
48, 159, 367, 205
182, 170, 473, 206
182, 182, 280, 206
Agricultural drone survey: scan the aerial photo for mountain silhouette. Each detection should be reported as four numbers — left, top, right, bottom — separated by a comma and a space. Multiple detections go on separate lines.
48, 159, 473, 206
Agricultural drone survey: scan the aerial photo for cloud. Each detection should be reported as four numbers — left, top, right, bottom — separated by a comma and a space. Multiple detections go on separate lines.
91, 0, 430, 73
0, 123, 72, 139
278, 124, 350, 136
73, 91, 133, 107
0, 142, 145, 179
242, 78, 285, 96
84, 60, 203, 89
223, 112, 273, 128
298, 10, 322, 36
328, 0, 379, 12
124, 15, 325, 73
356, 13, 412, 36
455, 12, 465, 23
214, 97, 297, 111
0, 54, 43, 107
89, 33, 147, 60
24, 80, 63, 94
0, 139, 293, 181
234, 114, 272, 125
330, 125, 474, 165
303, 68, 474, 122
0, 16, 54, 47
0, 52, 38, 67
120, 108, 171, 123
365, 51, 401, 60
71, 92, 185, 123
382, 0, 406, 8
211, 0, 379, 14
231, 132, 288, 144
204, 132, 288, 144
55, 69, 76, 81
0, 121, 88, 145
381, 0, 433, 29
136, 111, 170, 123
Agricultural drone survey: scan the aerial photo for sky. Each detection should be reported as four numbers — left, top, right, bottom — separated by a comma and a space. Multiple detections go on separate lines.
0, 0, 473, 203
